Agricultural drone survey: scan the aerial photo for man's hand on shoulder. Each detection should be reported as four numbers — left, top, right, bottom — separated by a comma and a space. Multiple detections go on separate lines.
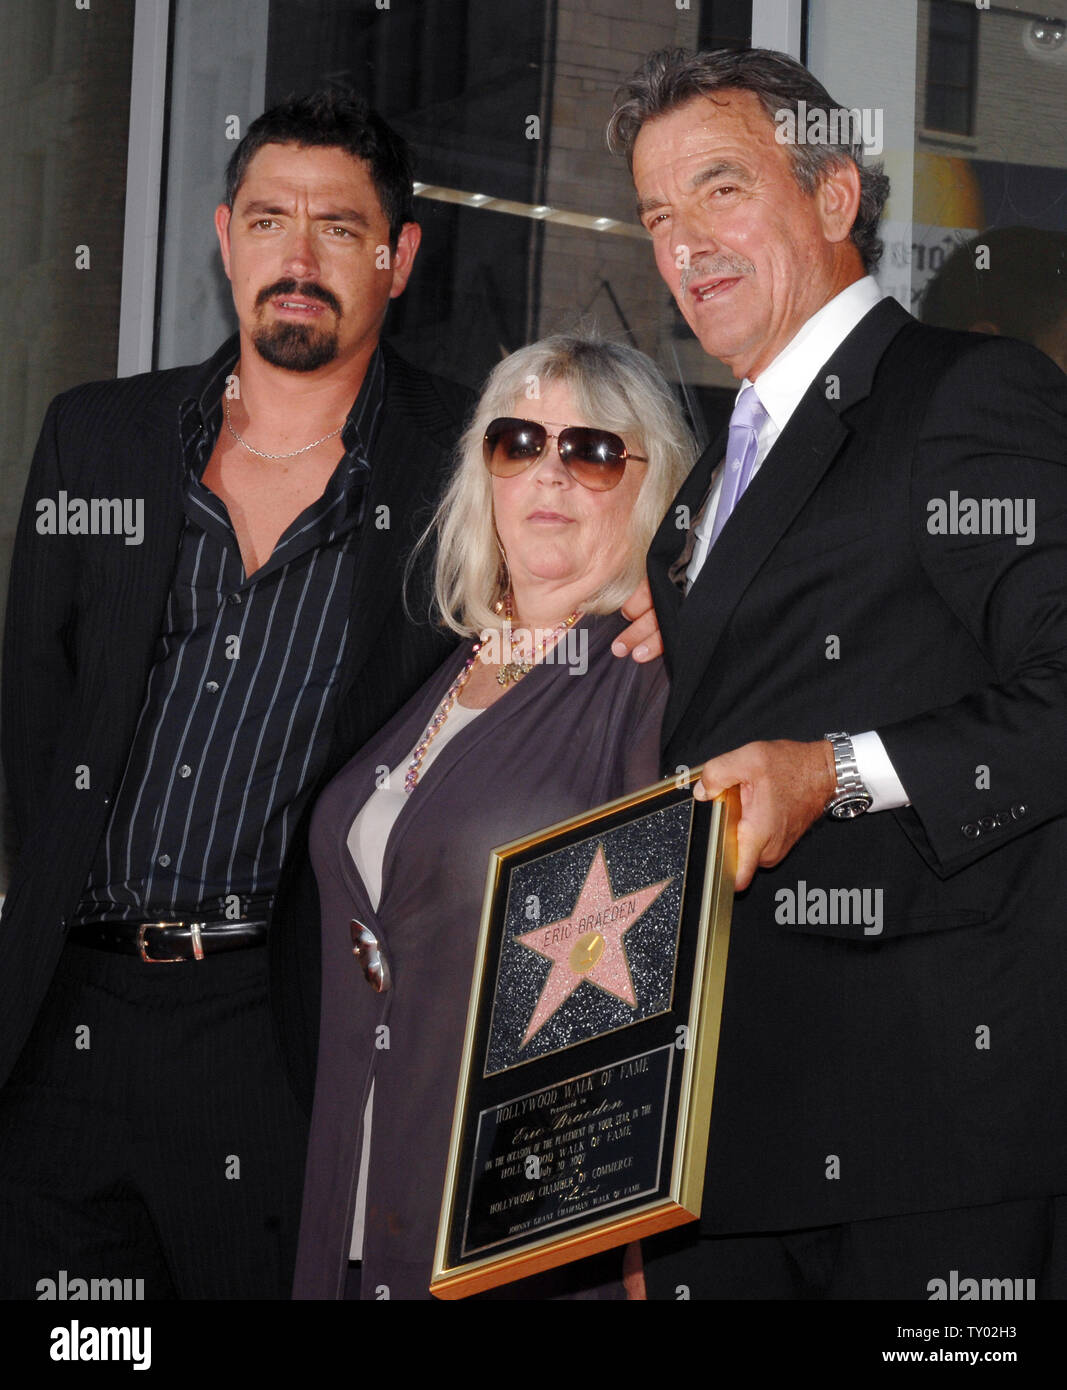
612, 578, 663, 663
695, 740, 837, 891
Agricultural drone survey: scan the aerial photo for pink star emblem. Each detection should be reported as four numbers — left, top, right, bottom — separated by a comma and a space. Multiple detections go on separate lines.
514, 844, 671, 1048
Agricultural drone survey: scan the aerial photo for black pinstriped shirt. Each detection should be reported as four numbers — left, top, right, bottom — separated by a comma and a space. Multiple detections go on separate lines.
74, 347, 385, 922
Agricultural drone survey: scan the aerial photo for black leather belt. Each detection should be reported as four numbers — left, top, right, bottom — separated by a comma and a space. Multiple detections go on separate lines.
68, 918, 269, 962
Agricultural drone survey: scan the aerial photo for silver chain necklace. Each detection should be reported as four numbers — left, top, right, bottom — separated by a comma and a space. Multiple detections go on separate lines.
224, 394, 344, 460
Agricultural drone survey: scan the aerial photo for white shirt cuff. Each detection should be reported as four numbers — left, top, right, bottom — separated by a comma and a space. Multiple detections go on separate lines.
851, 730, 910, 811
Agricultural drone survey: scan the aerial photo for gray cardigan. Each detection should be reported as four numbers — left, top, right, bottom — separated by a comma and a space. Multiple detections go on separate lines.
293, 612, 668, 1300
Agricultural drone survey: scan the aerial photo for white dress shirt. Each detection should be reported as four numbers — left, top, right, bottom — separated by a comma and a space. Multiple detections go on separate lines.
686, 276, 909, 811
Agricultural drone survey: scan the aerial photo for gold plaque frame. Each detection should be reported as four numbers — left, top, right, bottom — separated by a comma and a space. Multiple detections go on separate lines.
430, 772, 738, 1298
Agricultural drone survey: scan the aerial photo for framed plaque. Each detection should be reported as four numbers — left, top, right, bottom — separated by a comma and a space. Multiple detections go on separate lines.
430, 771, 738, 1298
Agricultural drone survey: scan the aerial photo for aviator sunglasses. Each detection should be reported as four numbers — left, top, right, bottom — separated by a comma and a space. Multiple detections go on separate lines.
482, 417, 647, 492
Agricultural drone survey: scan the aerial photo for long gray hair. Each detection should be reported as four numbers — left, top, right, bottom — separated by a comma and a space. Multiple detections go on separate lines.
420, 335, 696, 637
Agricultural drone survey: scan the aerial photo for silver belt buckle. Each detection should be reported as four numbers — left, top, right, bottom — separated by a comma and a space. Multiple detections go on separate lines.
350, 920, 390, 993
138, 920, 206, 963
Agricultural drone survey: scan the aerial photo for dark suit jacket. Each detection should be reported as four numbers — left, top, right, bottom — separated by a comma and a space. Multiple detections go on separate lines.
647, 300, 1067, 1239
0, 337, 472, 1108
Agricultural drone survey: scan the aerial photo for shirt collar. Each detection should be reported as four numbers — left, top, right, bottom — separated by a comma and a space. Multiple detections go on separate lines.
177, 341, 387, 483
743, 276, 885, 431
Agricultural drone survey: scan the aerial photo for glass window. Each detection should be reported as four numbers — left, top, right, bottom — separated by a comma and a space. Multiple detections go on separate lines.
924, 0, 978, 135
157, 0, 753, 452
807, 0, 1067, 376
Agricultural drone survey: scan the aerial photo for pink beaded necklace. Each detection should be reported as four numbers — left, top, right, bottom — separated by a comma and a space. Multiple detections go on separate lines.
403, 598, 581, 793
402, 640, 484, 794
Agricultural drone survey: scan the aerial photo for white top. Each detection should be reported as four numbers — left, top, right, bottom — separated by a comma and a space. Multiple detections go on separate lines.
686, 277, 908, 811
345, 697, 483, 1261
347, 700, 484, 912
687, 276, 885, 583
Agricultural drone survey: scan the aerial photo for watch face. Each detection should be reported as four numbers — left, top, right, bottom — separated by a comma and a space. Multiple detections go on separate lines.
831, 796, 872, 820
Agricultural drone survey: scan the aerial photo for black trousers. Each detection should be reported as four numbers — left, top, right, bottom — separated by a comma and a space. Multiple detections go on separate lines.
0, 941, 308, 1299
642, 1196, 1067, 1300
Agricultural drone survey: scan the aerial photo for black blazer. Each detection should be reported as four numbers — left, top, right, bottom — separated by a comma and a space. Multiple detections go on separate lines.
0, 337, 472, 1106
648, 300, 1067, 1233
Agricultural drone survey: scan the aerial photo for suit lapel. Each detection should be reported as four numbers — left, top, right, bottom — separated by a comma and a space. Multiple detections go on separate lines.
332, 347, 462, 703
648, 423, 727, 662
660, 298, 912, 749
97, 377, 199, 755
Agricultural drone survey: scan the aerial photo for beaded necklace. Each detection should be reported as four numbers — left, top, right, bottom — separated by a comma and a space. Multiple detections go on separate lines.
403, 599, 581, 793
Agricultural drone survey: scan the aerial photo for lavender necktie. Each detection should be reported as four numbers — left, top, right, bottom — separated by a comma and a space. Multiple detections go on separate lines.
706, 383, 768, 548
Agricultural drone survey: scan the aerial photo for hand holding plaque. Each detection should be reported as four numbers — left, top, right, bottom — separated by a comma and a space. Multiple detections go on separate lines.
431, 771, 738, 1297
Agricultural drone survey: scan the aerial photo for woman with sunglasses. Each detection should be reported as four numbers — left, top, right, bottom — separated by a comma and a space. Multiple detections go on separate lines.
293, 334, 695, 1301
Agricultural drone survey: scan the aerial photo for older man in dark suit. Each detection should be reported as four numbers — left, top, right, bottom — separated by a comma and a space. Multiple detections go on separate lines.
609, 48, 1067, 1299
0, 91, 469, 1299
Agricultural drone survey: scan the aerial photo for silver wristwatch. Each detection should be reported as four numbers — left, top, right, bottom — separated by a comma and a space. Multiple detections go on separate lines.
823, 731, 873, 819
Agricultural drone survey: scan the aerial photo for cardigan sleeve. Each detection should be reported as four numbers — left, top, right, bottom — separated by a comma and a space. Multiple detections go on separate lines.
617, 661, 671, 794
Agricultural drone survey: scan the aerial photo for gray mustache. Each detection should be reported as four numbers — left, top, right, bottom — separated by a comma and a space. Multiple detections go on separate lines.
679, 256, 755, 295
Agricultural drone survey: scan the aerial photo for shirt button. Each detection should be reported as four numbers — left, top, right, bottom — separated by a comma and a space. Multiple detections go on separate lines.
178, 765, 192, 779
1011, 803, 1028, 820
978, 815, 995, 833
228, 593, 242, 606
205, 681, 219, 693
962, 823, 981, 839
158, 854, 171, 867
